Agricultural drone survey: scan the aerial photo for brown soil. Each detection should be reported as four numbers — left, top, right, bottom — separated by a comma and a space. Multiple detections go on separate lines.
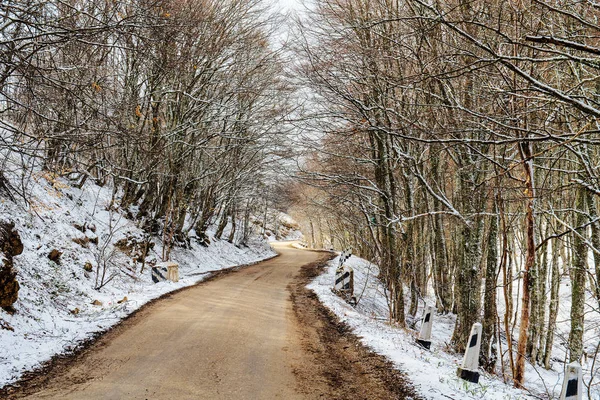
289, 254, 422, 400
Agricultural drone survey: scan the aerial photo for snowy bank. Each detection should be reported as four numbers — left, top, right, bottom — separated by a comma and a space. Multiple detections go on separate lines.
308, 255, 599, 400
0, 174, 278, 388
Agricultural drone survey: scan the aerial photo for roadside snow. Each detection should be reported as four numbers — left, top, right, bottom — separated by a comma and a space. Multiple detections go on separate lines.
0, 174, 278, 388
308, 255, 598, 400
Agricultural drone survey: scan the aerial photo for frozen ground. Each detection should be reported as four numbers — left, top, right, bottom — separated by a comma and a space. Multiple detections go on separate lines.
308, 254, 600, 400
0, 172, 282, 388
260, 210, 304, 242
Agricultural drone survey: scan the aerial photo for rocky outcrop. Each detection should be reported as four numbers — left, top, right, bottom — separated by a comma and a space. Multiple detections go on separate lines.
48, 249, 62, 263
0, 220, 23, 312
115, 232, 154, 263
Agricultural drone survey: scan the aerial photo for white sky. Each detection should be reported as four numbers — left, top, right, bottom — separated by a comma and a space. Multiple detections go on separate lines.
275, 0, 303, 11
270, 0, 307, 46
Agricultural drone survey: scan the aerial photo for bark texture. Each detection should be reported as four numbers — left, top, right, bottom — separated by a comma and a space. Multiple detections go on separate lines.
0, 220, 23, 311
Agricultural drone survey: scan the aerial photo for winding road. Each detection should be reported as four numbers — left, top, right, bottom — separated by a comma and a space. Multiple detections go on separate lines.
10, 243, 417, 400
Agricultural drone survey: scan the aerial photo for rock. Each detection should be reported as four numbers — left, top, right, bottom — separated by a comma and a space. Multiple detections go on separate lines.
0, 269, 19, 310
0, 220, 23, 311
72, 223, 86, 233
2, 305, 16, 314
0, 221, 23, 256
117, 296, 128, 304
83, 262, 93, 272
91, 300, 102, 306
72, 237, 89, 247
48, 249, 62, 263
71, 308, 80, 315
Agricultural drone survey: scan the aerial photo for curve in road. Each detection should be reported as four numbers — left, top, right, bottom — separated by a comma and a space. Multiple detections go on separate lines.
9, 242, 419, 400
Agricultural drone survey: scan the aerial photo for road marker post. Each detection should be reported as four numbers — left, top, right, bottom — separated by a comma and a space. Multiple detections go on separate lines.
559, 362, 583, 400
338, 249, 352, 267
152, 261, 179, 283
151, 265, 167, 283
334, 249, 355, 304
166, 262, 179, 282
457, 322, 482, 383
417, 304, 434, 350
334, 268, 353, 291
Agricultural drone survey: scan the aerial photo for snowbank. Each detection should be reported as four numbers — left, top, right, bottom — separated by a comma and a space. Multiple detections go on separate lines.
0, 174, 277, 388
308, 255, 599, 400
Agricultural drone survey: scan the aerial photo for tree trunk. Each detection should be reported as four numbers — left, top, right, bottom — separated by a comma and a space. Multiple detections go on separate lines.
568, 188, 587, 362
586, 190, 600, 308
215, 203, 231, 240
227, 203, 237, 244
543, 240, 560, 369
451, 170, 484, 352
534, 226, 550, 365
481, 210, 498, 373
514, 142, 536, 388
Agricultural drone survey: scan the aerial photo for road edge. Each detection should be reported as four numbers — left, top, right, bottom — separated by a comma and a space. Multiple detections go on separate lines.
0, 251, 280, 398
289, 253, 423, 400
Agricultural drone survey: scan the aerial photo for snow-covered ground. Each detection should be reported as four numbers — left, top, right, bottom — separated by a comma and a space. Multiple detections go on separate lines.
0, 172, 282, 388
260, 210, 304, 242
308, 255, 600, 400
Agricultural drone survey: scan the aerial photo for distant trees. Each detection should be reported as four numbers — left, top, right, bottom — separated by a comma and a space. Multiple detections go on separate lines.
1, 0, 291, 252
292, 0, 600, 390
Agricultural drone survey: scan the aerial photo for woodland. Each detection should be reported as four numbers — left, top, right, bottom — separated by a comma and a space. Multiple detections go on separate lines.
0, 0, 291, 251
1, 0, 600, 393
289, 0, 600, 390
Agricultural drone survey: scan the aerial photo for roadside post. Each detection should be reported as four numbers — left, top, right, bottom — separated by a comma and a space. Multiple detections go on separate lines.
559, 362, 583, 400
417, 304, 434, 350
335, 268, 353, 291
457, 322, 482, 383
152, 261, 179, 283
333, 249, 355, 304
338, 249, 352, 268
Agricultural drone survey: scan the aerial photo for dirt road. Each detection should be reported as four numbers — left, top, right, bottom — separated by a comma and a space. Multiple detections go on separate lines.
6, 243, 418, 400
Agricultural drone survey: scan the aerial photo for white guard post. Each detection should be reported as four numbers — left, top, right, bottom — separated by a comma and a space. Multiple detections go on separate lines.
457, 322, 482, 383
334, 249, 354, 304
417, 304, 434, 350
560, 362, 583, 400
152, 261, 179, 283
334, 268, 353, 292
165, 262, 179, 282
338, 249, 352, 268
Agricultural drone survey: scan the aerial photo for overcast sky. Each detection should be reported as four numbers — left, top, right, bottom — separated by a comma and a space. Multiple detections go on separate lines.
276, 0, 303, 11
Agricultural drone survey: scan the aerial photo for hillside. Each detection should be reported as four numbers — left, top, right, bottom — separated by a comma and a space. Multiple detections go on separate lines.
0, 171, 299, 388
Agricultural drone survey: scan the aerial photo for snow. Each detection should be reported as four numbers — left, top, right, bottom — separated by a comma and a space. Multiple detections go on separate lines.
0, 171, 285, 388
308, 255, 600, 400
261, 211, 304, 242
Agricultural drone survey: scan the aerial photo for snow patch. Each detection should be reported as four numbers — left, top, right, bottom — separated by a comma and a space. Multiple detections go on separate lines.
308, 255, 598, 400
0, 174, 276, 388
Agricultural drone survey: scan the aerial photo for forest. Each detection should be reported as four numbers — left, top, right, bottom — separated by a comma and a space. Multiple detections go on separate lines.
1, 0, 600, 396
289, 0, 600, 391
1, 0, 291, 255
